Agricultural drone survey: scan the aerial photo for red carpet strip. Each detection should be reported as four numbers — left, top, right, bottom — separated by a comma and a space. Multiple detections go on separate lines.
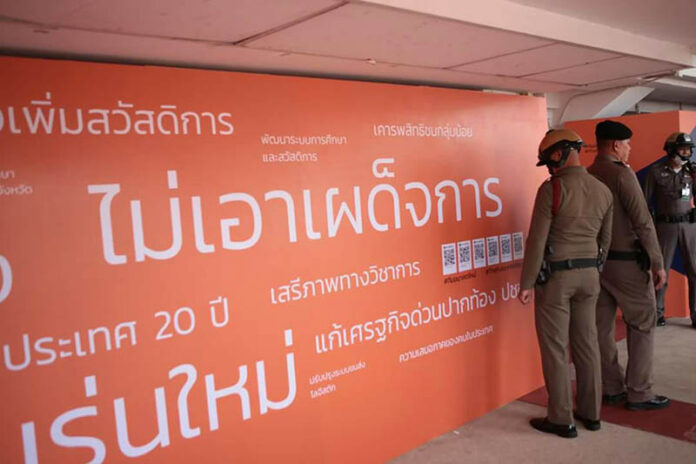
519, 386, 696, 444
519, 320, 696, 443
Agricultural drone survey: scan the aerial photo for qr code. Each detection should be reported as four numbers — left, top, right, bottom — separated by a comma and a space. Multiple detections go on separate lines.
487, 236, 500, 265
473, 238, 486, 269
513, 232, 524, 260
457, 240, 472, 272
442, 243, 457, 275
500, 234, 512, 263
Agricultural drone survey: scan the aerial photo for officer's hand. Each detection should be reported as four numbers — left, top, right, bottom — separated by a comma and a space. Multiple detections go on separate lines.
518, 289, 532, 305
653, 269, 667, 290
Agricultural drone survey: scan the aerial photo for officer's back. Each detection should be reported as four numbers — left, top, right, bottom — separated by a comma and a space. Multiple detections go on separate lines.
546, 167, 613, 259
521, 165, 612, 288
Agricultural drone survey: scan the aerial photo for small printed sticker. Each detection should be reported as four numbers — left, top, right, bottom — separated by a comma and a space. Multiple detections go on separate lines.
442, 243, 457, 276
486, 236, 500, 266
457, 241, 472, 272
473, 238, 486, 269
500, 234, 512, 263
513, 232, 524, 260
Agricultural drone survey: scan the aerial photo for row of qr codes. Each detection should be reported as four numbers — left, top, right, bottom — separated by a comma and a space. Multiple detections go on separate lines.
441, 232, 524, 276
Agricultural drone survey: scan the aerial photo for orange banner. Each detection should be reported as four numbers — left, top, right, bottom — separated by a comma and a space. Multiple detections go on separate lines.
0, 57, 547, 463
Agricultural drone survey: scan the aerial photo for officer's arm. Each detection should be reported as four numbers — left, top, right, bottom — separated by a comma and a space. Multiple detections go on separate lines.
520, 182, 553, 289
618, 169, 664, 271
598, 195, 614, 255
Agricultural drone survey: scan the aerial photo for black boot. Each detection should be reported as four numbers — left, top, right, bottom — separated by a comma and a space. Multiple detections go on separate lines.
574, 412, 601, 431
602, 391, 627, 404
529, 418, 577, 438
626, 395, 670, 411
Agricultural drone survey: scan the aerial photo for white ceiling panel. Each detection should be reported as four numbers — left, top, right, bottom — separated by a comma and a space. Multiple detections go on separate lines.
453, 43, 619, 77
528, 56, 682, 85
0, 21, 573, 94
0, 21, 285, 67
508, 0, 696, 48
1, 1, 691, 101
0, 0, 343, 42
245, 3, 552, 68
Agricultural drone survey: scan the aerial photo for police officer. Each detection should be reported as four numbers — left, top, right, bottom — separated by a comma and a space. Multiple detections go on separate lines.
644, 132, 696, 329
588, 120, 670, 411
519, 129, 613, 438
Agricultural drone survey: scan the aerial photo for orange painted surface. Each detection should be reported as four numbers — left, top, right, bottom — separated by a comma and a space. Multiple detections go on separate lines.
0, 57, 548, 463
679, 110, 696, 137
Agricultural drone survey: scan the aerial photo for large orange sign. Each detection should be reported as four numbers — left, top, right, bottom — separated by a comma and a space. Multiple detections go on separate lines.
0, 57, 547, 463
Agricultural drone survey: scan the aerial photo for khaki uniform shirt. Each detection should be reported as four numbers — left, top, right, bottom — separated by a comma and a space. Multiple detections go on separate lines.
520, 166, 613, 289
643, 159, 694, 217
588, 153, 663, 271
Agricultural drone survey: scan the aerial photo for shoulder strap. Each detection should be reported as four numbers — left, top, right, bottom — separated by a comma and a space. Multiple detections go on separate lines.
551, 177, 561, 216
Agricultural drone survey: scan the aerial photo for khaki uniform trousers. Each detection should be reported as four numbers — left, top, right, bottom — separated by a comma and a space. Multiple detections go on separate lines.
535, 267, 602, 425
655, 222, 696, 322
596, 260, 656, 403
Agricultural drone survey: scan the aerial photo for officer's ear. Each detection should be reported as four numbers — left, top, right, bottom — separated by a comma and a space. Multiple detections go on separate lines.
549, 149, 562, 162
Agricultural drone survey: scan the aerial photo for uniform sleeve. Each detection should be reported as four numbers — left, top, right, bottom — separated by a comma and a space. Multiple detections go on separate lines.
598, 192, 613, 255
618, 169, 664, 271
520, 182, 552, 289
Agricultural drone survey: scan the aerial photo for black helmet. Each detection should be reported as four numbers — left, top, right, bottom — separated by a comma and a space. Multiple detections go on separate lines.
664, 132, 694, 160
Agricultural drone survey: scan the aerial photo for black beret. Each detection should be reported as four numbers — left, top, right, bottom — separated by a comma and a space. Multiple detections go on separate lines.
595, 120, 633, 140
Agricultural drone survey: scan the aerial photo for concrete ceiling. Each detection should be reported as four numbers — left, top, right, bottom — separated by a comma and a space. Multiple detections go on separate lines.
508, 0, 696, 48
0, 0, 693, 100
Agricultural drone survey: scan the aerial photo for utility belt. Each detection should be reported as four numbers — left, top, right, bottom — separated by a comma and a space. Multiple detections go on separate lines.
548, 258, 600, 272
536, 252, 603, 286
607, 250, 640, 260
607, 244, 650, 271
656, 209, 695, 223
